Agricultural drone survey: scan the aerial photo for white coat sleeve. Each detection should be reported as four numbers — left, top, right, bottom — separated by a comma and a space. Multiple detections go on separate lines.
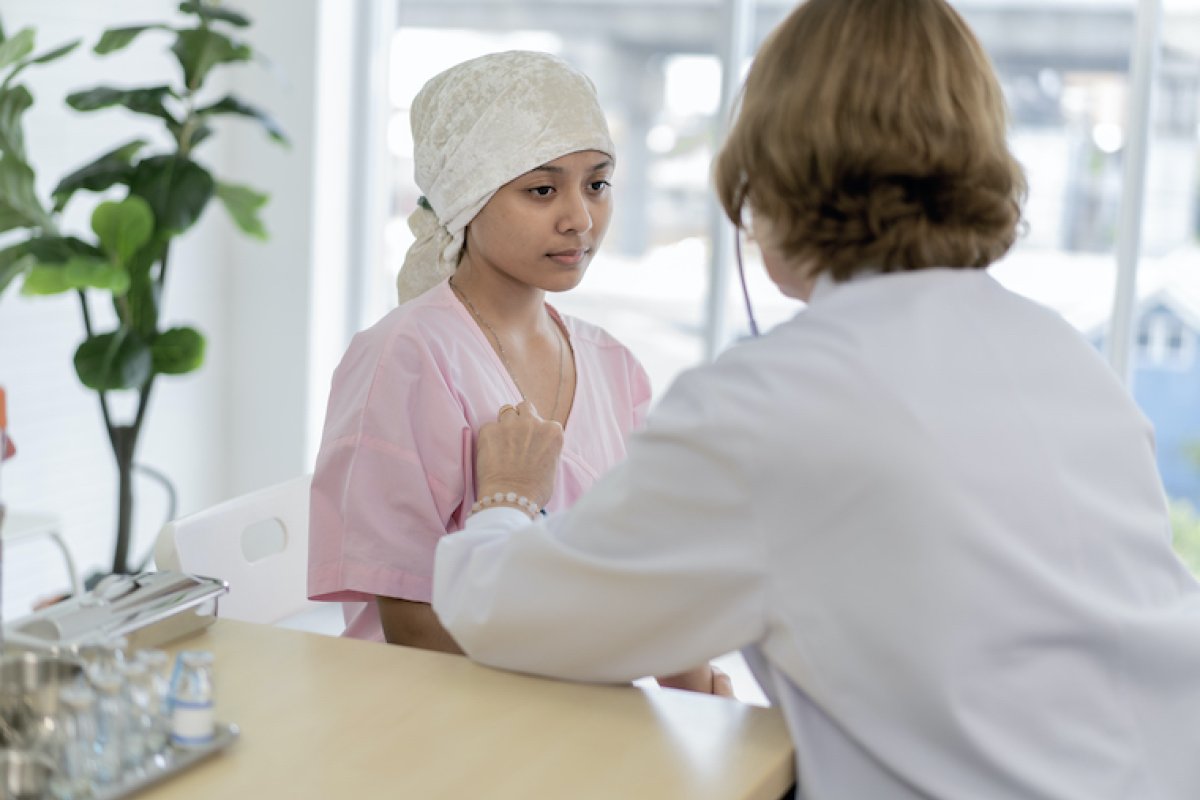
433, 368, 768, 683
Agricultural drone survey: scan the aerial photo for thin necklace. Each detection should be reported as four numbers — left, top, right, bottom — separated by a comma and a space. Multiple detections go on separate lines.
449, 278, 571, 421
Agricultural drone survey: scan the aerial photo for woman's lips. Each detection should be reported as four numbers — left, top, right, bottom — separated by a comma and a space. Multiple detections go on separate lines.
548, 249, 586, 266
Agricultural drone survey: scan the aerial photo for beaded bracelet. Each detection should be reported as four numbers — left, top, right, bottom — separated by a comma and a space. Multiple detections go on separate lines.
470, 491, 540, 520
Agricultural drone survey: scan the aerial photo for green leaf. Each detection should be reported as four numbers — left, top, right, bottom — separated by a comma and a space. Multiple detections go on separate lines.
0, 151, 51, 233
74, 329, 153, 391
66, 256, 129, 293
0, 28, 34, 72
196, 94, 287, 145
94, 26, 169, 56
187, 122, 213, 149
1, 39, 81, 88
20, 262, 71, 294
92, 196, 154, 265
128, 155, 215, 234
28, 39, 80, 66
21, 235, 106, 263
215, 181, 267, 239
0, 84, 32, 159
66, 85, 178, 124
179, 3, 251, 27
3, 235, 113, 294
152, 326, 206, 375
22, 256, 129, 295
51, 139, 146, 212
0, 250, 34, 296
122, 268, 159, 337
171, 28, 251, 90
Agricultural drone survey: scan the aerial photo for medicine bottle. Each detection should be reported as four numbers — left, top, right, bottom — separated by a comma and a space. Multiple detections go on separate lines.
168, 650, 215, 747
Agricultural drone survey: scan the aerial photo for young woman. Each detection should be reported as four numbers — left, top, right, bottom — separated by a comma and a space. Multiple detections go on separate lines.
307, 51, 725, 694
434, 3, 1200, 798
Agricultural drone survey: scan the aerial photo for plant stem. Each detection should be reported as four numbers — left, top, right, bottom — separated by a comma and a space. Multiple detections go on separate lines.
178, 88, 197, 157
133, 375, 156, 434
112, 424, 136, 574
111, 373, 157, 574
106, 200, 169, 574
156, 241, 172, 306
76, 288, 93, 335
76, 289, 117, 449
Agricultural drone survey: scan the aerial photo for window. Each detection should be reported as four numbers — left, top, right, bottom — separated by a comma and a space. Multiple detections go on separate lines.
375, 0, 1200, 573
378, 2, 742, 396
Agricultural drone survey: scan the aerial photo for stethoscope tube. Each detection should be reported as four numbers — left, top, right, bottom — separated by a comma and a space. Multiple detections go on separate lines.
734, 226, 761, 338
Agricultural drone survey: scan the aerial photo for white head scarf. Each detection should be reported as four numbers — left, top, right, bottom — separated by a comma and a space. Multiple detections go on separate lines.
395, 51, 615, 303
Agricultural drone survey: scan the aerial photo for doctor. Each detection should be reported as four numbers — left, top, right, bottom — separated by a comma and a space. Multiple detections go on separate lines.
433, 0, 1200, 797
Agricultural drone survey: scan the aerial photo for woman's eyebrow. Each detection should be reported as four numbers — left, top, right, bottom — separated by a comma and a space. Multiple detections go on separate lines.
528, 159, 614, 176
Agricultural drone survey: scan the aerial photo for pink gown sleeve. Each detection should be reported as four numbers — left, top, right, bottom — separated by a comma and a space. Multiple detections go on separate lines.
308, 322, 469, 605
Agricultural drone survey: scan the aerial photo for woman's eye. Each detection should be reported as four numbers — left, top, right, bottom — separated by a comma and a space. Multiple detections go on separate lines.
528, 186, 554, 197
589, 180, 611, 192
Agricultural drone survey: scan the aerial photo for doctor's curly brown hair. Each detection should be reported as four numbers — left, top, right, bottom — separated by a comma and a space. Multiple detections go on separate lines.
715, 0, 1026, 281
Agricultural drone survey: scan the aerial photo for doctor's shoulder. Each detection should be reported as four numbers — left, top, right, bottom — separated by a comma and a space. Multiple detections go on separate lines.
642, 313, 867, 443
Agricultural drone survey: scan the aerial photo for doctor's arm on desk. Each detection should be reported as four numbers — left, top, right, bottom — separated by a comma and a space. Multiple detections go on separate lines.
433, 397, 764, 689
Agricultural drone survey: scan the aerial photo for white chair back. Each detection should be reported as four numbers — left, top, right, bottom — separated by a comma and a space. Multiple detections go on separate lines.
155, 474, 340, 632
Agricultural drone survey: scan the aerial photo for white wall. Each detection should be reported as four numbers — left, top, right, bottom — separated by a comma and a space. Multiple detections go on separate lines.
223, 0, 322, 494
0, 0, 348, 592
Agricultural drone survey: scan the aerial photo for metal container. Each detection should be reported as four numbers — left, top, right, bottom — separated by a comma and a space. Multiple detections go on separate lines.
0, 652, 83, 749
0, 748, 53, 799
2, 571, 228, 657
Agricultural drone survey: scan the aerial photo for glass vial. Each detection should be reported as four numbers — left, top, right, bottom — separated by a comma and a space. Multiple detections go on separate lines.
168, 650, 215, 748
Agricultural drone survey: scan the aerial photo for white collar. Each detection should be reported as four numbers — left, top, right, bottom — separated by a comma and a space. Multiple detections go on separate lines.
807, 268, 885, 304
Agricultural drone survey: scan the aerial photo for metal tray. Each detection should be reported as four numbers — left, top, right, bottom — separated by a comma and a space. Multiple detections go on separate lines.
2, 571, 228, 656
92, 722, 240, 800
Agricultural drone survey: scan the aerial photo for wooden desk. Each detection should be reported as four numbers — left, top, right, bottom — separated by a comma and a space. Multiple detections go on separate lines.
145, 620, 795, 799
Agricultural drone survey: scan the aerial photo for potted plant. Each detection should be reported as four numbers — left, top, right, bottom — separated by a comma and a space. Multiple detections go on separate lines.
0, 3, 287, 577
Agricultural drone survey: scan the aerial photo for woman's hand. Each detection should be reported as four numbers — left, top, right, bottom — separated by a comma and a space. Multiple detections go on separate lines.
475, 400, 564, 510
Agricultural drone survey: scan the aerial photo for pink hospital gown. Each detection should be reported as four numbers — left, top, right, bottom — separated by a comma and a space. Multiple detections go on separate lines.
307, 279, 652, 641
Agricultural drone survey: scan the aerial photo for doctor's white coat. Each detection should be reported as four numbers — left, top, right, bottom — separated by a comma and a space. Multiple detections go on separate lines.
435, 269, 1200, 800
